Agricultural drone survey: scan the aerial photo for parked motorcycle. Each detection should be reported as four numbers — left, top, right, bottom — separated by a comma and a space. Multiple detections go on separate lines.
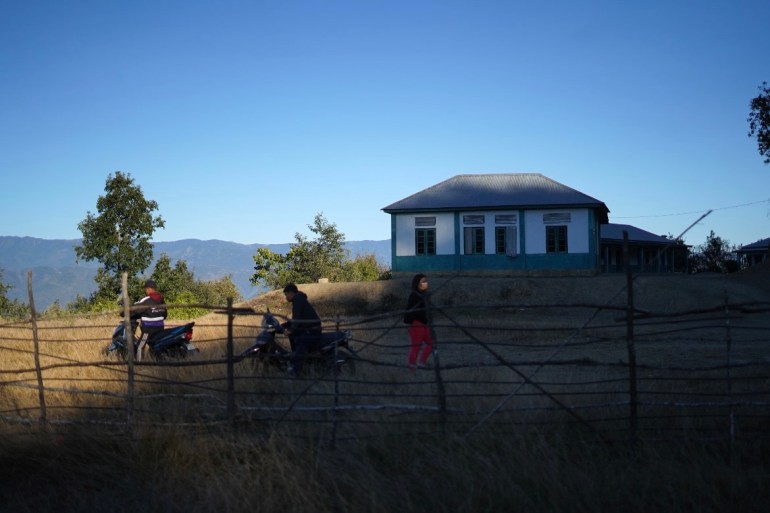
239, 310, 356, 375
105, 320, 198, 360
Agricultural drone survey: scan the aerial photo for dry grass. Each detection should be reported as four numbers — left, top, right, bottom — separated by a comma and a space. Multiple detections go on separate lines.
2, 269, 770, 511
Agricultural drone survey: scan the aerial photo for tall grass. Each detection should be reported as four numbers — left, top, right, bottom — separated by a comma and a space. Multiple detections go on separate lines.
1, 423, 768, 512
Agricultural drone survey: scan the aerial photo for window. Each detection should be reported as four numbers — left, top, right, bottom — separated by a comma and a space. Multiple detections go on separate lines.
495, 226, 517, 256
415, 216, 436, 227
543, 213, 571, 224
494, 214, 517, 256
415, 229, 436, 256
495, 214, 517, 224
546, 226, 568, 253
464, 227, 485, 254
462, 214, 485, 255
463, 214, 485, 225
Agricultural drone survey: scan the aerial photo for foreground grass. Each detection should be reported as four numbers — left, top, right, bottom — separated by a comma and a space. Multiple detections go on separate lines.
0, 424, 768, 513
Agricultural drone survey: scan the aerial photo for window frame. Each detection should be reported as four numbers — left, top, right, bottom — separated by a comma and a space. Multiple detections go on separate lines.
546, 225, 568, 254
463, 226, 485, 255
495, 226, 517, 256
415, 228, 436, 256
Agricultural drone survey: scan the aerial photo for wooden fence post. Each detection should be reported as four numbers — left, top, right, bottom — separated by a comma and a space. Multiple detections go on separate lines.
329, 315, 342, 449
122, 272, 135, 433
226, 297, 236, 423
623, 231, 638, 439
724, 291, 735, 441
27, 272, 47, 431
426, 293, 447, 431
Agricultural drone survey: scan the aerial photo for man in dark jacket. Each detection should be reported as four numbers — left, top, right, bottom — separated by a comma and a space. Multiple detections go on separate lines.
131, 279, 168, 361
282, 283, 322, 377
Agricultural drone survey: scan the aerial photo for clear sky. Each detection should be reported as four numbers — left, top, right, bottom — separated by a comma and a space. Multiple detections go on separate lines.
1, 0, 768, 250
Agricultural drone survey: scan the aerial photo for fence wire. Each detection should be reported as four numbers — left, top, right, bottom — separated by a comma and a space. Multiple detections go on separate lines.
2, 289, 769, 445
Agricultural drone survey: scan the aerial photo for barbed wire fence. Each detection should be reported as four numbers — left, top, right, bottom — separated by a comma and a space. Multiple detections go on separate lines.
3, 263, 770, 448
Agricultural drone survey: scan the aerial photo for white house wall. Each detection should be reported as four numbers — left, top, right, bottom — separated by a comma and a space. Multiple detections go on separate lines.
394, 213, 455, 256
524, 209, 590, 254
395, 209, 591, 257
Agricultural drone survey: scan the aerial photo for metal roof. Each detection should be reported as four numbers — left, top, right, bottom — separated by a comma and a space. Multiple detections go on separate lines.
382, 173, 609, 222
736, 237, 770, 253
600, 223, 672, 245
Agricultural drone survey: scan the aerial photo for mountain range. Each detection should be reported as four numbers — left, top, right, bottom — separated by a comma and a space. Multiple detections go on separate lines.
0, 236, 391, 309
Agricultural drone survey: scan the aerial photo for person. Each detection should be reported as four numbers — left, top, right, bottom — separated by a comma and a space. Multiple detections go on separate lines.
131, 279, 167, 361
403, 273, 433, 370
282, 283, 322, 377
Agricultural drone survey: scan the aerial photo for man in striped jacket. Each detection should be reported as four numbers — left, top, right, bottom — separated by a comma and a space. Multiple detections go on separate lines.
131, 279, 168, 361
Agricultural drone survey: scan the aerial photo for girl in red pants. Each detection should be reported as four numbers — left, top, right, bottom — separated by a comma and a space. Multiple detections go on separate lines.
403, 273, 433, 370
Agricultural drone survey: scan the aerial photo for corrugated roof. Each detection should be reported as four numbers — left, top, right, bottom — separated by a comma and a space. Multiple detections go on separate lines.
600, 223, 671, 244
382, 174, 609, 220
737, 237, 770, 252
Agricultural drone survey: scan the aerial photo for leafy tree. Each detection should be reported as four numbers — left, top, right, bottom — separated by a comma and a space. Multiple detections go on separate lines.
748, 81, 770, 164
0, 269, 29, 318
341, 253, 390, 282
150, 254, 196, 302
190, 276, 242, 306
251, 247, 291, 290
250, 213, 390, 289
287, 213, 348, 283
688, 230, 738, 274
75, 171, 165, 301
149, 253, 242, 319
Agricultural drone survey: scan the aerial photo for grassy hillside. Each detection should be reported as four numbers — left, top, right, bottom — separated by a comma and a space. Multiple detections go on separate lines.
246, 266, 770, 319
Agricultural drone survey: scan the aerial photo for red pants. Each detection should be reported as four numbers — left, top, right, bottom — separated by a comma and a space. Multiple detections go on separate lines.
408, 320, 433, 367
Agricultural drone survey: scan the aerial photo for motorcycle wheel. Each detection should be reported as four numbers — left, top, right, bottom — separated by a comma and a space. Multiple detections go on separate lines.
338, 356, 355, 375
175, 345, 189, 358
105, 346, 128, 361
326, 351, 356, 376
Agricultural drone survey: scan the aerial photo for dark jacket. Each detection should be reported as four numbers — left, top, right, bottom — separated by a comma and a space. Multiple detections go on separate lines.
404, 290, 429, 325
288, 291, 322, 334
131, 291, 167, 331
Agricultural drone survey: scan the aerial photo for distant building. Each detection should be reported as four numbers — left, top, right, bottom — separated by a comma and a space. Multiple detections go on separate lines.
736, 237, 770, 267
382, 173, 610, 274
600, 224, 689, 273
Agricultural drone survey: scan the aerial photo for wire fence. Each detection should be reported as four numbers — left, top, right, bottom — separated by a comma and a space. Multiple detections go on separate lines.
2, 269, 770, 447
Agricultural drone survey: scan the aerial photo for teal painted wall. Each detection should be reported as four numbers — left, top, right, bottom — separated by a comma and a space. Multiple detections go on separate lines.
392, 253, 597, 272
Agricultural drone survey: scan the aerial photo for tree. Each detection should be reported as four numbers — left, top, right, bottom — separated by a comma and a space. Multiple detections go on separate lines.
250, 213, 389, 289
688, 230, 738, 274
75, 171, 165, 301
149, 253, 242, 318
341, 254, 390, 282
251, 247, 290, 290
748, 81, 770, 164
0, 269, 29, 318
150, 253, 196, 302
287, 212, 347, 283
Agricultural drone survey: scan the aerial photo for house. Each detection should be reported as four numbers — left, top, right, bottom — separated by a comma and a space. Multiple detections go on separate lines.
382, 173, 610, 274
736, 237, 770, 267
600, 224, 688, 273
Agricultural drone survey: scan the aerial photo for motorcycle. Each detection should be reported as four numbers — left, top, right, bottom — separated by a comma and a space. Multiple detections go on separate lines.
238, 310, 356, 375
105, 320, 198, 360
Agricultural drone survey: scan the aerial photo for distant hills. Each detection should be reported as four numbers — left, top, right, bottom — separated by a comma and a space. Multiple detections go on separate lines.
0, 236, 391, 309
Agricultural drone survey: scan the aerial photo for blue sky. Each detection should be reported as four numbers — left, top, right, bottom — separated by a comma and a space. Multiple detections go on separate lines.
1, 0, 769, 249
